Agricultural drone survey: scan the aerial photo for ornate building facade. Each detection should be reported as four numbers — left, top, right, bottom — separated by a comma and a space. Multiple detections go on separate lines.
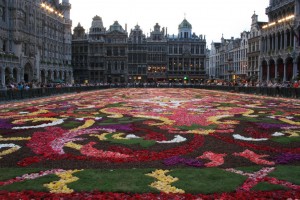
0, 0, 73, 88
73, 17, 127, 84
167, 19, 207, 83
247, 13, 266, 81
260, 0, 300, 82
72, 17, 207, 83
128, 25, 147, 82
105, 21, 128, 83
209, 34, 250, 81
147, 23, 168, 82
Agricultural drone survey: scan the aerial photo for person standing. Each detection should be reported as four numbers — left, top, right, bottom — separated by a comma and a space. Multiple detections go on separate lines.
293, 81, 299, 98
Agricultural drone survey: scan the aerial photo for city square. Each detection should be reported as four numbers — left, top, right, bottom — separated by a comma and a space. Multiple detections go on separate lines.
1, 0, 300, 199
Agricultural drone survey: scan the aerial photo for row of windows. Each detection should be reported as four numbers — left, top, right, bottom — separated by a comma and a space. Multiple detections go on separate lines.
73, 45, 206, 54
168, 45, 205, 54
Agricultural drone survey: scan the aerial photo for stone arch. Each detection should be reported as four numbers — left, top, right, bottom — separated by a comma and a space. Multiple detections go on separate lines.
285, 57, 293, 81
262, 60, 268, 81
47, 70, 52, 82
24, 63, 33, 82
269, 59, 276, 80
268, 34, 273, 50
54, 70, 59, 79
69, 71, 72, 83
276, 32, 280, 50
13, 68, 18, 82
41, 69, 46, 83
262, 37, 267, 53
277, 58, 284, 82
297, 56, 300, 79
286, 29, 291, 47
59, 71, 62, 80
64, 70, 67, 81
5, 67, 11, 85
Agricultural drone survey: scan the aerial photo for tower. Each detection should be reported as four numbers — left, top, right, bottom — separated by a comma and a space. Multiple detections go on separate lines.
62, 0, 71, 19
178, 18, 192, 39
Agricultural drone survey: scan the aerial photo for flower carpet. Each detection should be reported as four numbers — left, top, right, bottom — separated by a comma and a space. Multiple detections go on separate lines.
0, 88, 300, 199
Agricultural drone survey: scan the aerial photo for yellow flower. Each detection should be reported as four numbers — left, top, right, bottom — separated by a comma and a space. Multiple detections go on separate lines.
71, 119, 95, 131
44, 169, 83, 193
146, 169, 184, 194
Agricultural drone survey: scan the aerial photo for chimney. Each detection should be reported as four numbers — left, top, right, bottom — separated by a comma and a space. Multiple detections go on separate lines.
125, 23, 127, 32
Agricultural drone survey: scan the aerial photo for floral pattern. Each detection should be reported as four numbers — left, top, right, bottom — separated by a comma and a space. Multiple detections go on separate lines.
0, 88, 300, 196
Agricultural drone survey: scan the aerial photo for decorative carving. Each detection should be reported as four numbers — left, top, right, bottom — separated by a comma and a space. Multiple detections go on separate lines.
29, 15, 34, 25
17, 10, 24, 19
0, 7, 3, 18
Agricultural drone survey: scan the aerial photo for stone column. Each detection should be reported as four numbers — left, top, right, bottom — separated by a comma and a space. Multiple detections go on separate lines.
70, 71, 73, 83
259, 63, 262, 82
50, 71, 54, 80
275, 61, 278, 79
282, 32, 285, 49
0, 67, 6, 89
45, 71, 48, 84
284, 31, 287, 49
267, 36, 270, 51
291, 31, 294, 47
275, 34, 278, 51
293, 60, 298, 79
62, 71, 65, 81
16, 68, 20, 83
267, 62, 270, 82
20, 67, 24, 82
283, 62, 287, 82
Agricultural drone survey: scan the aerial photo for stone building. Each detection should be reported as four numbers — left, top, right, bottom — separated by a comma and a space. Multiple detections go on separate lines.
72, 22, 89, 83
128, 25, 147, 82
260, 0, 300, 82
105, 21, 128, 83
72, 17, 127, 84
210, 34, 249, 81
146, 23, 168, 82
0, 0, 73, 89
209, 42, 221, 79
167, 19, 207, 83
247, 12, 267, 82
72, 17, 207, 83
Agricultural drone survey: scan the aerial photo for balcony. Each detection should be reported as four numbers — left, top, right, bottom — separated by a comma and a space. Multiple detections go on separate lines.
0, 53, 19, 63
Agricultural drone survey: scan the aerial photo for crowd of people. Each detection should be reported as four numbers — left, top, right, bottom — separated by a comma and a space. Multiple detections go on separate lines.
5, 80, 300, 90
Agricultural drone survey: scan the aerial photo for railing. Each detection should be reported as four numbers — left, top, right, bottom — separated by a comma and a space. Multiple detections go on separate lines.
0, 85, 299, 102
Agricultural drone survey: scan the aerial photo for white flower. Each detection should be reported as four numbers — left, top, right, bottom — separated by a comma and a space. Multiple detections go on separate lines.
286, 116, 294, 119
125, 134, 140, 139
12, 119, 65, 130
157, 135, 187, 143
0, 143, 20, 149
19, 112, 29, 114
233, 134, 268, 141
272, 132, 285, 137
